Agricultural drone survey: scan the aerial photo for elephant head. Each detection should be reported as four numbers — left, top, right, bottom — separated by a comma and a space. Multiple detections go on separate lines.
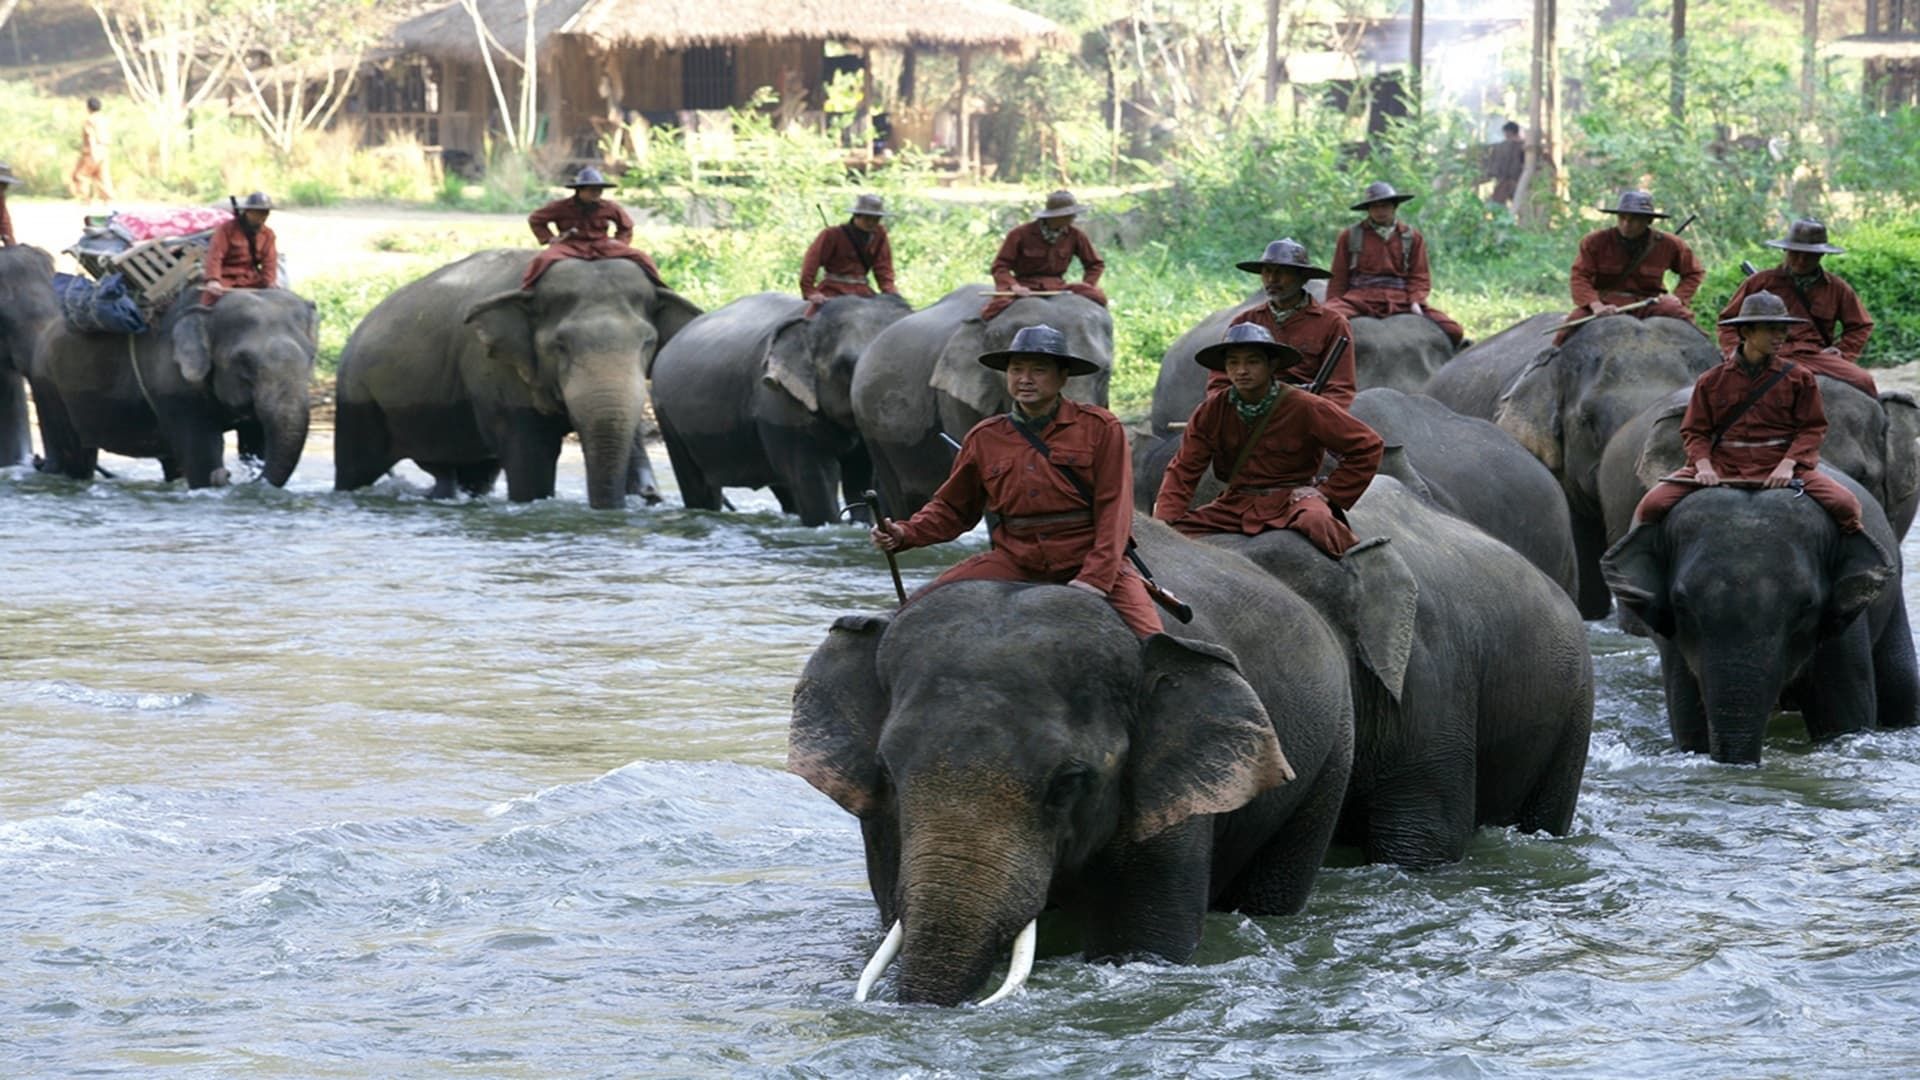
464, 258, 700, 509
788, 582, 1291, 1006
928, 291, 1114, 432
1602, 484, 1895, 763
762, 293, 912, 432
168, 289, 318, 487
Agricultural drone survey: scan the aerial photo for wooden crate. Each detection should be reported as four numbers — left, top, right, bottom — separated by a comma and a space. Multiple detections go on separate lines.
109, 238, 204, 306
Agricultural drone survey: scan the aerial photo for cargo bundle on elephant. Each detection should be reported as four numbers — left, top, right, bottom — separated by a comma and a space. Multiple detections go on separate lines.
651, 291, 910, 525
1426, 312, 1720, 617
851, 286, 1112, 517
1602, 470, 1918, 764
789, 517, 1354, 1006
31, 284, 317, 488
0, 244, 61, 467
1208, 476, 1593, 869
333, 250, 699, 509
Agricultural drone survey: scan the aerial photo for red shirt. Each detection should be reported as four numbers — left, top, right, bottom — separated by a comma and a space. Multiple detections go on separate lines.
1680, 350, 1827, 477
1569, 227, 1705, 310
1716, 267, 1873, 364
0, 192, 13, 246
800, 223, 896, 296
896, 398, 1131, 592
1221, 297, 1357, 409
1327, 221, 1431, 304
205, 219, 278, 290
1154, 385, 1383, 522
528, 196, 634, 245
990, 221, 1104, 291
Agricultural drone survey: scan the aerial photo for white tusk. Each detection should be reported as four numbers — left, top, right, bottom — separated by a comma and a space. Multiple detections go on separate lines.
854, 920, 903, 1002
977, 919, 1038, 1006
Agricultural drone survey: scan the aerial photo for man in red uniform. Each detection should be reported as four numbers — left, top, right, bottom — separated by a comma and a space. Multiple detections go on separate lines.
0, 163, 18, 246
979, 190, 1106, 321
1324, 180, 1466, 348
799, 192, 897, 316
1555, 189, 1704, 346
1631, 292, 1861, 533
1715, 219, 1876, 397
1220, 239, 1357, 409
200, 191, 279, 305
522, 167, 663, 290
870, 324, 1161, 637
1155, 323, 1383, 557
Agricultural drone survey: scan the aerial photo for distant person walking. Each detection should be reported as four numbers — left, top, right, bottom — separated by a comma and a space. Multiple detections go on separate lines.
69, 97, 115, 204
1483, 121, 1524, 208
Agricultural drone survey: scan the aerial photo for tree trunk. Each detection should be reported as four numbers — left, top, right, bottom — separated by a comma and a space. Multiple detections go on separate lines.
1409, 0, 1424, 113
1264, 0, 1279, 104
1670, 0, 1687, 122
1801, 0, 1818, 121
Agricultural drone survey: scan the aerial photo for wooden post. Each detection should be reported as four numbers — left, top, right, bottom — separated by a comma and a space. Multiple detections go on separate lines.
1409, 0, 1424, 113
1264, 0, 1280, 104
1546, 0, 1564, 202
859, 45, 874, 153
1518, 0, 1544, 223
958, 47, 972, 177
1801, 0, 1818, 121
899, 47, 916, 106
1865, 0, 1881, 108
1670, 0, 1687, 122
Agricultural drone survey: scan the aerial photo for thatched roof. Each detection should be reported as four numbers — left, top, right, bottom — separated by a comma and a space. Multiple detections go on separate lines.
394, 0, 1066, 58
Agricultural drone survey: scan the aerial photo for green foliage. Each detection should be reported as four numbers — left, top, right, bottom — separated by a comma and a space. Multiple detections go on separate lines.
285, 177, 340, 207
305, 263, 433, 374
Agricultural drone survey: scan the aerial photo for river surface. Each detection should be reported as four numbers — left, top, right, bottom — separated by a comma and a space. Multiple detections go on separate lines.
4, 440, 1919, 1078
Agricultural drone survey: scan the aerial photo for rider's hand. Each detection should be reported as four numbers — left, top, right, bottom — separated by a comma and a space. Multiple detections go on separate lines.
870, 521, 907, 553
1289, 486, 1326, 504
1764, 460, 1797, 488
1694, 458, 1721, 486
1011, 284, 1032, 297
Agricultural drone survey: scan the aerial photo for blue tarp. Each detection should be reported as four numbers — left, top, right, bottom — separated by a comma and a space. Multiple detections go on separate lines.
54, 271, 149, 336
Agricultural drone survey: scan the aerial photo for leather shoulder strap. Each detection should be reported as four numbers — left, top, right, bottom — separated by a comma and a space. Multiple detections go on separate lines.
1711, 362, 1797, 447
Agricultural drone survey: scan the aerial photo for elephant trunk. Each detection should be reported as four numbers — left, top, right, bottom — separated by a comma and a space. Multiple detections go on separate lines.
254, 348, 312, 488
1698, 651, 1787, 765
564, 369, 644, 510
895, 824, 1050, 1006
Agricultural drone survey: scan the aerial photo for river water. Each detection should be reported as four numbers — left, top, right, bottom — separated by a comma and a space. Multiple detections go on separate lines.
4, 440, 1919, 1078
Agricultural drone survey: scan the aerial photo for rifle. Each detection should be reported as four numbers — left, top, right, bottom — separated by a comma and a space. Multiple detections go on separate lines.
936, 430, 1193, 623
1307, 336, 1350, 396
1741, 260, 1759, 276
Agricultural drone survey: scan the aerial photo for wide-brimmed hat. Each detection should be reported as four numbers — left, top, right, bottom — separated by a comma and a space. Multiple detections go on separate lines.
1598, 189, 1669, 219
977, 323, 1101, 376
0, 163, 19, 187
1718, 291, 1808, 327
1350, 180, 1416, 211
237, 191, 274, 211
846, 193, 890, 218
1235, 238, 1331, 280
1765, 218, 1844, 255
1033, 190, 1091, 219
565, 167, 611, 189
1193, 322, 1306, 372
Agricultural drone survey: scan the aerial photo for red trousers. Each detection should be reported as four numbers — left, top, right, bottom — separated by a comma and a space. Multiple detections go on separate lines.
1554, 295, 1694, 346
1634, 466, 1862, 533
1784, 346, 1878, 398
979, 281, 1108, 322
1325, 292, 1465, 346
914, 549, 1164, 637
522, 240, 663, 289
1171, 491, 1358, 557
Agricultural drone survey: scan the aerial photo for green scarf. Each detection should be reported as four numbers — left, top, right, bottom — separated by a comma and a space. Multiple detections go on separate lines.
1232, 378, 1283, 422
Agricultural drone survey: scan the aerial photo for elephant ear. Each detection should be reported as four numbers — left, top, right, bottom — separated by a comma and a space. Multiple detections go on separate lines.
1494, 350, 1564, 474
171, 309, 213, 384
1600, 523, 1673, 638
1880, 391, 1920, 520
928, 308, 1006, 421
1822, 527, 1894, 639
789, 614, 892, 817
1633, 392, 1693, 491
761, 316, 818, 412
1342, 537, 1419, 703
647, 287, 704, 376
465, 289, 560, 414
1129, 634, 1292, 843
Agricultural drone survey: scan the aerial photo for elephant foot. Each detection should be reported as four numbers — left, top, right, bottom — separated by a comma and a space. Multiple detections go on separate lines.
642, 486, 662, 506
208, 467, 231, 487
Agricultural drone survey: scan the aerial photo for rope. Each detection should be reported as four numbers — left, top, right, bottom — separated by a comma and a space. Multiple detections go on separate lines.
127, 331, 158, 416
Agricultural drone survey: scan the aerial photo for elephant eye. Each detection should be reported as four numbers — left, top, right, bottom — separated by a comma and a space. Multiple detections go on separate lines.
1044, 764, 1091, 811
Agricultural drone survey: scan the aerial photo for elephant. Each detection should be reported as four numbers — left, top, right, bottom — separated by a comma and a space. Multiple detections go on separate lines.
1418, 312, 1564, 419
788, 516, 1355, 1006
850, 285, 1112, 517
1348, 387, 1579, 603
1426, 312, 1720, 618
334, 250, 700, 509
1598, 376, 1920, 548
0, 245, 62, 467
651, 291, 910, 525
1207, 476, 1593, 869
1147, 289, 1454, 435
32, 288, 317, 487
1601, 469, 1919, 764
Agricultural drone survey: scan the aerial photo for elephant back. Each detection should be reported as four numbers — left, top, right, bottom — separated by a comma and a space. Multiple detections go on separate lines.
653, 291, 804, 406
1423, 312, 1562, 419
928, 290, 1114, 434
1149, 297, 1248, 435
1351, 313, 1453, 395
852, 286, 984, 446
337, 250, 530, 383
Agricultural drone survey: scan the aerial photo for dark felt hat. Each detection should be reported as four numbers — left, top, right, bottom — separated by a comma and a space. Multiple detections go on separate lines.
847, 193, 890, 217
1718, 291, 1808, 327
237, 191, 273, 211
1597, 189, 1669, 218
977, 323, 1101, 376
1235, 238, 1331, 279
1193, 322, 1306, 372
565, 167, 611, 189
0, 163, 19, 187
1350, 180, 1416, 211
1765, 218, 1844, 255
1033, 189, 1091, 219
